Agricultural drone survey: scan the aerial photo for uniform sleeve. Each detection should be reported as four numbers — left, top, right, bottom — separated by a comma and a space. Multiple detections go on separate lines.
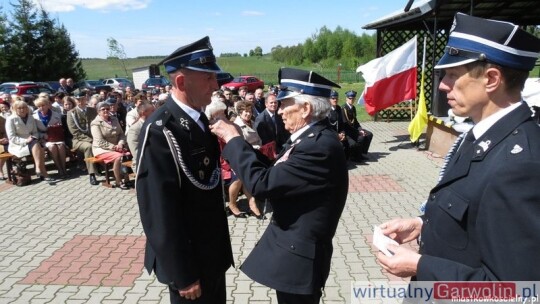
222, 136, 335, 199
135, 123, 199, 288
417, 159, 540, 281
66, 111, 77, 136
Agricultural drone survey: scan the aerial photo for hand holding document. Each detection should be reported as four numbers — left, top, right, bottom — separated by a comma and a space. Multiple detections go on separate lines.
373, 225, 398, 257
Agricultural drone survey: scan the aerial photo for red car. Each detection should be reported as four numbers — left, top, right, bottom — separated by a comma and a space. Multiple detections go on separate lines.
221, 76, 264, 92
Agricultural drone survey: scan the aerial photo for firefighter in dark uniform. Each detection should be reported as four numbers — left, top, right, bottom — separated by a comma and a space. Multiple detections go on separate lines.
136, 36, 233, 304
377, 13, 540, 282
341, 90, 373, 161
211, 67, 348, 303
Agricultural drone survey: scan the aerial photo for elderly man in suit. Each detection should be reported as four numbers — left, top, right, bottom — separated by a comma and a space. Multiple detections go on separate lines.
67, 95, 99, 185
378, 13, 540, 282
254, 93, 290, 152
211, 67, 348, 303
136, 36, 233, 304
126, 101, 154, 172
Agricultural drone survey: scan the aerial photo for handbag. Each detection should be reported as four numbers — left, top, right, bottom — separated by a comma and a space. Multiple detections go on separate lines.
260, 141, 277, 161
11, 160, 31, 186
47, 124, 65, 142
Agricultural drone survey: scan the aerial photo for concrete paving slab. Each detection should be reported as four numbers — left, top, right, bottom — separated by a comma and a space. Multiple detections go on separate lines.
0, 121, 443, 303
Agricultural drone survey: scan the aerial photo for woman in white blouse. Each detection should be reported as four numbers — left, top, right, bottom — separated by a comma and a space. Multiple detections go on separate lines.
5, 99, 54, 184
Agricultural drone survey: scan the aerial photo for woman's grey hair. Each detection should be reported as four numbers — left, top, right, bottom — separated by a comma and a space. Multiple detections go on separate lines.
205, 98, 227, 120
290, 94, 331, 121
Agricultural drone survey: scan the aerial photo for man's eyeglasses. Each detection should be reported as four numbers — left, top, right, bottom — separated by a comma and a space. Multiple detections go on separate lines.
99, 108, 110, 112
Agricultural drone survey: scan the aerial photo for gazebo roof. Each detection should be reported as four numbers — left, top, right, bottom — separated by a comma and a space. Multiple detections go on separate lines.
363, 0, 540, 31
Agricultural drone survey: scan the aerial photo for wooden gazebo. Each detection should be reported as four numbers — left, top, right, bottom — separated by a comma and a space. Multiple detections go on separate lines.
363, 0, 540, 120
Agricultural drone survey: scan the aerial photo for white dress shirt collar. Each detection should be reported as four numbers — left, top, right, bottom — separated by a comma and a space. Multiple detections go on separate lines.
472, 102, 521, 139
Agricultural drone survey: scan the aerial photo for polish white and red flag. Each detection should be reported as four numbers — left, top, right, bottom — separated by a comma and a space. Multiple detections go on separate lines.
356, 36, 417, 116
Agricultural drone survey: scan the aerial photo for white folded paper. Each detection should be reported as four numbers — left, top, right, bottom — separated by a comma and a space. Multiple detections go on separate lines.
373, 225, 398, 257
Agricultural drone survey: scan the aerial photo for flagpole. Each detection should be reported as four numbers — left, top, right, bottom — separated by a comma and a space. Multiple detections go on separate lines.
414, 37, 427, 119
422, 36, 426, 83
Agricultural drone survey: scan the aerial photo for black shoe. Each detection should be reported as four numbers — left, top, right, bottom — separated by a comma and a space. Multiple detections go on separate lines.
44, 177, 56, 185
248, 210, 267, 220
118, 182, 129, 190
225, 207, 247, 218
89, 174, 99, 185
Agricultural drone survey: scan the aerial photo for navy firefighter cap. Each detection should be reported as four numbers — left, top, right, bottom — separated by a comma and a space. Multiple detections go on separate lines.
345, 90, 357, 98
277, 67, 341, 101
159, 36, 221, 74
435, 13, 540, 71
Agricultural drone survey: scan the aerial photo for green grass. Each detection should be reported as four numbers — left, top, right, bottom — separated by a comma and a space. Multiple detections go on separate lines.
81, 56, 371, 121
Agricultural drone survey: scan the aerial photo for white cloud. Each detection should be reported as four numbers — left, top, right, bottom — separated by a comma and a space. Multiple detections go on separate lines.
33, 0, 150, 12
241, 10, 264, 16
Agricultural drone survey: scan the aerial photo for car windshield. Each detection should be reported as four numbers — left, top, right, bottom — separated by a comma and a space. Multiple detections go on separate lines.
119, 79, 133, 85
0, 85, 15, 93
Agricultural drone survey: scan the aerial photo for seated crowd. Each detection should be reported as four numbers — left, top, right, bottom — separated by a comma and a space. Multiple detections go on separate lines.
0, 81, 373, 217
0, 80, 167, 187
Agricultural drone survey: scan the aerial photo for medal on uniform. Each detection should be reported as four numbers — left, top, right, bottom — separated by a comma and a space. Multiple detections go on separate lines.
203, 156, 210, 166
199, 170, 205, 180
179, 118, 190, 130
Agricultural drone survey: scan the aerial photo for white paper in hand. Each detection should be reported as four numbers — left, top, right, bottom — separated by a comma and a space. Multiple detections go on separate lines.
373, 225, 399, 256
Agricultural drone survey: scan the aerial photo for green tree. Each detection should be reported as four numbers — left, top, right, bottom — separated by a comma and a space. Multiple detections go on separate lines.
6, 0, 40, 81
253, 46, 263, 57
35, 9, 85, 81
2, 0, 85, 81
107, 37, 128, 77
0, 6, 9, 82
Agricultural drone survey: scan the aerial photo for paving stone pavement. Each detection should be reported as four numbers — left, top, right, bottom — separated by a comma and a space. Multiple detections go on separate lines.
0, 121, 445, 304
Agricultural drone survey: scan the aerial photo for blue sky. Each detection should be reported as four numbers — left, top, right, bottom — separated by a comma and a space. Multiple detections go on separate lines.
2, 0, 418, 58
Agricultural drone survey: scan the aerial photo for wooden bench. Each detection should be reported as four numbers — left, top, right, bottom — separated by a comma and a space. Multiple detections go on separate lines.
0, 152, 15, 183
121, 160, 136, 180
0, 152, 38, 184
84, 157, 113, 187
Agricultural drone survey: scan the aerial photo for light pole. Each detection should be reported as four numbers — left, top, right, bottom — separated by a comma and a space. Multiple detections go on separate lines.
337, 63, 342, 83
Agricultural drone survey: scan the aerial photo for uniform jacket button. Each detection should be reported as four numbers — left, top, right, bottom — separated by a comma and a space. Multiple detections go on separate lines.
430, 194, 436, 200
447, 203, 452, 209
290, 245, 295, 250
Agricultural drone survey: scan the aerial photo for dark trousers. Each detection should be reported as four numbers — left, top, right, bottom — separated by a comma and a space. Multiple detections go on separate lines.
276, 290, 322, 304
168, 274, 226, 304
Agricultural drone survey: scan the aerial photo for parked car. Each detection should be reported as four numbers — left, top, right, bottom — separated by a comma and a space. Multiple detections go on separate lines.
43, 81, 61, 92
8, 83, 55, 102
141, 76, 170, 90
0, 81, 35, 94
102, 78, 135, 93
77, 80, 113, 94
221, 76, 264, 92
216, 72, 234, 87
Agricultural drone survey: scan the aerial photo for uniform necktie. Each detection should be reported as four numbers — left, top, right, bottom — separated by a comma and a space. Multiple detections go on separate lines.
271, 114, 277, 135
281, 138, 292, 153
198, 112, 209, 131
439, 131, 475, 179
